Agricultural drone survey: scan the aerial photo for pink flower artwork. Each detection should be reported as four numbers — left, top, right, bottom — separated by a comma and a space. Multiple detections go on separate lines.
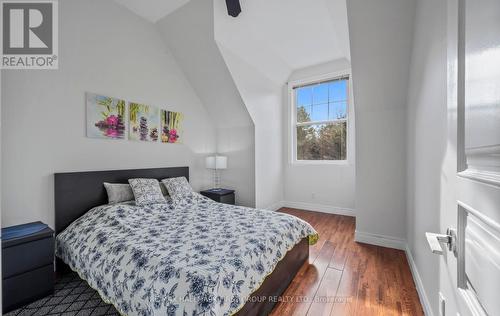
106, 115, 119, 127
105, 128, 119, 138
160, 110, 183, 144
169, 129, 178, 143
86, 93, 126, 140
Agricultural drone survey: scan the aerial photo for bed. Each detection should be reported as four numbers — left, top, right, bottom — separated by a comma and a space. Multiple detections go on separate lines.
54, 167, 318, 316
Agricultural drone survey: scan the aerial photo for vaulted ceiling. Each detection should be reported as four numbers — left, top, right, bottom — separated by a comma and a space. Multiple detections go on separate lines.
113, 0, 190, 22
113, 0, 350, 82
214, 0, 350, 82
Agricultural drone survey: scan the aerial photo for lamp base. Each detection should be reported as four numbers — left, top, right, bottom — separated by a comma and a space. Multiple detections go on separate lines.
212, 169, 222, 190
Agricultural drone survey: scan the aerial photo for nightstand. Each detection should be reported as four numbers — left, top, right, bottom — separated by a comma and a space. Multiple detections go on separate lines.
200, 189, 235, 205
2, 222, 55, 313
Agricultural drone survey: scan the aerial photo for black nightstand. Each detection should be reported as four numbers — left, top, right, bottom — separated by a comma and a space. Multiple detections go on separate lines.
2, 222, 55, 313
200, 189, 235, 205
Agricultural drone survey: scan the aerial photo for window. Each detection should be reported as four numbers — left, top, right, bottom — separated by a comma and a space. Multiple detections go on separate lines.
292, 76, 349, 162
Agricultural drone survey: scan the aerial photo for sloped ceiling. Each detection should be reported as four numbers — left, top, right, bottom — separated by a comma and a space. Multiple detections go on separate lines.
156, 0, 253, 129
113, 0, 190, 22
113, 0, 350, 82
214, 0, 350, 84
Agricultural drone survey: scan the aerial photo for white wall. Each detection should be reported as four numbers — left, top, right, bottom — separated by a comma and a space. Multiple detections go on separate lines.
157, 0, 256, 207
212, 1, 355, 211
406, 0, 449, 314
213, 0, 286, 209
1, 0, 217, 228
347, 0, 416, 241
283, 59, 356, 213
214, 41, 284, 209
216, 126, 255, 207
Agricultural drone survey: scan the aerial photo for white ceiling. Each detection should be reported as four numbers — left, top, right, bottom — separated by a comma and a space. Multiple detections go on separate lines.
214, 0, 350, 83
217, 0, 348, 70
113, 0, 190, 23
114, 0, 350, 83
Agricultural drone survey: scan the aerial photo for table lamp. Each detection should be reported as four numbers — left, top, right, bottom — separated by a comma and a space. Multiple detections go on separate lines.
205, 155, 227, 191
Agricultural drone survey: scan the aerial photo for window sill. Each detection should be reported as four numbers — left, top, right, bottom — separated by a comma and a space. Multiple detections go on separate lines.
291, 160, 350, 166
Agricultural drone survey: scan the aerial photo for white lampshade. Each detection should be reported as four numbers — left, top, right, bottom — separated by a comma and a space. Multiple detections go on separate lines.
205, 156, 215, 169
205, 155, 227, 170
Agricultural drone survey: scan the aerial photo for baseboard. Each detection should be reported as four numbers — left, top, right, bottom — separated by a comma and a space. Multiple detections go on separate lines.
264, 201, 286, 212
354, 230, 406, 250
281, 201, 356, 217
405, 246, 434, 316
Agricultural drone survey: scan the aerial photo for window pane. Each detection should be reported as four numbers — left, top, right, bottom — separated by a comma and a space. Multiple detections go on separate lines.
296, 86, 312, 107
312, 82, 329, 104
311, 103, 329, 122
329, 80, 348, 102
297, 105, 312, 123
296, 121, 347, 160
329, 101, 347, 120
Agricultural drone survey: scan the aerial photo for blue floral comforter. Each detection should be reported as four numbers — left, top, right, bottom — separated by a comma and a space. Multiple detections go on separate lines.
56, 194, 318, 316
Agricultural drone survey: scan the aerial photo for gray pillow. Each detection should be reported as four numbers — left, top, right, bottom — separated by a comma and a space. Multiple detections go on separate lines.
104, 183, 134, 204
159, 182, 169, 196
128, 178, 166, 206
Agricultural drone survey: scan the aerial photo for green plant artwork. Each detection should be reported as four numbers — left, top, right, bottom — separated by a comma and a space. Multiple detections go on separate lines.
86, 93, 127, 139
129, 102, 160, 142
161, 110, 184, 143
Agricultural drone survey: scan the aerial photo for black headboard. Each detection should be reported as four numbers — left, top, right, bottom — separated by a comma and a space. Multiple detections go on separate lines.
54, 167, 189, 234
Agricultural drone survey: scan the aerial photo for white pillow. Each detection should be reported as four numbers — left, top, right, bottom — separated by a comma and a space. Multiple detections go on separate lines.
161, 177, 193, 202
128, 178, 166, 206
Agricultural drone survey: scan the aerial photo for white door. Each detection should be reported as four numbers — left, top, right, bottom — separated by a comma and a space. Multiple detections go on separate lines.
435, 0, 500, 315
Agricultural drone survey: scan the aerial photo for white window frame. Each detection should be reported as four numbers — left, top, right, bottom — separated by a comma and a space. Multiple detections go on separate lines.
288, 70, 352, 165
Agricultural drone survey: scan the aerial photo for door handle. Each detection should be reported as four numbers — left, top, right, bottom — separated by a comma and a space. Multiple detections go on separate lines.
425, 228, 457, 255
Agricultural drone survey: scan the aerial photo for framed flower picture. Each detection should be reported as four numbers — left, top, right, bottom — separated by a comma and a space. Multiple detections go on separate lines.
161, 110, 184, 144
86, 93, 127, 140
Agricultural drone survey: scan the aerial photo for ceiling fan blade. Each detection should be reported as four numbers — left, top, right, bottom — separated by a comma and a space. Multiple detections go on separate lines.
226, 0, 242, 17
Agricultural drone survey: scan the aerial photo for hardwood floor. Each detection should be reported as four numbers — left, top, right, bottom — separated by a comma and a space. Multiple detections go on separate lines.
270, 208, 424, 316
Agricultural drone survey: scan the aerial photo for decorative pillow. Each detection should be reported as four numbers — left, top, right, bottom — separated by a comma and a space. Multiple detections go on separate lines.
159, 182, 169, 196
161, 177, 193, 202
128, 178, 166, 206
103, 183, 134, 204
